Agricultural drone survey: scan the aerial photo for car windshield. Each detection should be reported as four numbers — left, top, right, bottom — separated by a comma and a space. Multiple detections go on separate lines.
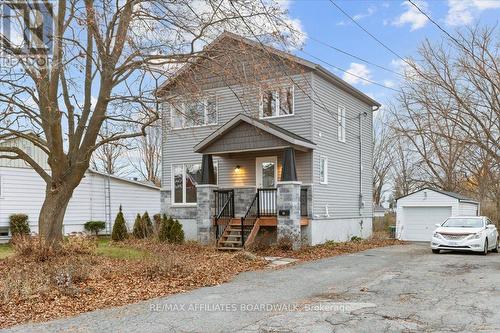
441, 218, 484, 228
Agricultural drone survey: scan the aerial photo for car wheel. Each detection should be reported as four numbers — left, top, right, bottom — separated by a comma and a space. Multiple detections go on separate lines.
493, 238, 499, 253
432, 249, 440, 254
482, 239, 488, 256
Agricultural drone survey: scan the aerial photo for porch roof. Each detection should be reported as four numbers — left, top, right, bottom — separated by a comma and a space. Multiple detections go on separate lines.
194, 114, 316, 154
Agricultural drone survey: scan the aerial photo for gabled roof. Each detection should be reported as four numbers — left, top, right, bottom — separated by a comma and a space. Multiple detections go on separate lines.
158, 31, 380, 108
88, 169, 160, 190
193, 113, 315, 153
396, 187, 478, 204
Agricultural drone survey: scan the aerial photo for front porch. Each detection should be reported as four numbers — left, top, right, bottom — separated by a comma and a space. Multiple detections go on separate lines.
194, 114, 315, 250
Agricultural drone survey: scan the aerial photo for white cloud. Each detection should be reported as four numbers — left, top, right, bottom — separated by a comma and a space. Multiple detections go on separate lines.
343, 63, 372, 86
383, 80, 396, 88
337, 6, 376, 26
471, 0, 500, 10
392, 1, 429, 31
446, 0, 500, 27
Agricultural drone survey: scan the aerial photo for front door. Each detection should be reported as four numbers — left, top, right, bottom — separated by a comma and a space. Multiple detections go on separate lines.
256, 156, 277, 188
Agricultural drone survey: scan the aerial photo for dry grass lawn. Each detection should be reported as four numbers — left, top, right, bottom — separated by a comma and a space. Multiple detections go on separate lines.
0, 235, 403, 329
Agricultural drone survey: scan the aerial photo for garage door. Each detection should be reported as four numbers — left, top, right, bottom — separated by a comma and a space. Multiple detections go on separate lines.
402, 206, 452, 241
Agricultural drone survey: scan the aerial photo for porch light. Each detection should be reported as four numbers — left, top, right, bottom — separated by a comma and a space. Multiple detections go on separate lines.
234, 165, 241, 173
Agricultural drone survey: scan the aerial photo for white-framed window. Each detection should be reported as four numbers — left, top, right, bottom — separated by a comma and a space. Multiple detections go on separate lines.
172, 162, 218, 204
319, 156, 328, 184
260, 86, 294, 118
171, 97, 217, 129
337, 105, 346, 142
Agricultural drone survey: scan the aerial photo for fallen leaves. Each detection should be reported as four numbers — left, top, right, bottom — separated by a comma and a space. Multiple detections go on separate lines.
0, 240, 266, 329
255, 238, 405, 261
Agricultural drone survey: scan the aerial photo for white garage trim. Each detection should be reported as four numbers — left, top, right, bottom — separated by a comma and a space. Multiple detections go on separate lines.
396, 188, 479, 242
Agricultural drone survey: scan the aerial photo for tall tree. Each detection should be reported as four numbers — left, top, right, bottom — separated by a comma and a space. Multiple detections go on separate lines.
128, 122, 161, 186
0, 0, 301, 244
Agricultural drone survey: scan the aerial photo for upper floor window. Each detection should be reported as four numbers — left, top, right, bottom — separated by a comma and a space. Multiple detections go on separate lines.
337, 105, 346, 142
171, 97, 217, 129
260, 86, 294, 118
319, 156, 328, 184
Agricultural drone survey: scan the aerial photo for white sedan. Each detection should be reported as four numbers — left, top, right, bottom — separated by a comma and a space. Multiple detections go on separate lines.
431, 216, 499, 255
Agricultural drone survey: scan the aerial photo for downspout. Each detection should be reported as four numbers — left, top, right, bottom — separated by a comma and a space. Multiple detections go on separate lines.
359, 105, 380, 234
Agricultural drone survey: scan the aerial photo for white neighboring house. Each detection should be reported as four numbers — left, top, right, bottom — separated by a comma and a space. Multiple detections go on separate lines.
396, 188, 479, 242
0, 137, 160, 242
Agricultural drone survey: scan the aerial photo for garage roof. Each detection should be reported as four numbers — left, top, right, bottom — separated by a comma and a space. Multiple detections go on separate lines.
396, 187, 478, 204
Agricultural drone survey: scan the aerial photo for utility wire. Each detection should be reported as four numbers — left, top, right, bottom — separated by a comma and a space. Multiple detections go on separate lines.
407, 0, 498, 74
329, 0, 412, 67
306, 35, 404, 77
301, 49, 401, 92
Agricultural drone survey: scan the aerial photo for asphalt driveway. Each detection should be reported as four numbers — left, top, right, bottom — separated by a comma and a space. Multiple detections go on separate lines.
5, 244, 500, 332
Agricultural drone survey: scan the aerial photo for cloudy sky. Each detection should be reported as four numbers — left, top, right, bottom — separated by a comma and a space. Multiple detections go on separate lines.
285, 0, 500, 110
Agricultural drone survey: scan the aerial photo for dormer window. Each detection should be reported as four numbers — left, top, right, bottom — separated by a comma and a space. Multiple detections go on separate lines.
171, 97, 217, 129
260, 86, 294, 119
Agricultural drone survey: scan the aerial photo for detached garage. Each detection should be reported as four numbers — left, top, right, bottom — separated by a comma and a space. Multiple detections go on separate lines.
396, 188, 479, 241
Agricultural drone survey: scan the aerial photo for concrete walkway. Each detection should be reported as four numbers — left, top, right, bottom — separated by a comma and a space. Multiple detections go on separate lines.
5, 244, 500, 332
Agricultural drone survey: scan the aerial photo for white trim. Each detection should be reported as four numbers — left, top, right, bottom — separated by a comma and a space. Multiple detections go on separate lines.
171, 161, 219, 205
255, 156, 278, 188
259, 85, 295, 119
319, 156, 328, 184
170, 96, 218, 130
277, 181, 302, 185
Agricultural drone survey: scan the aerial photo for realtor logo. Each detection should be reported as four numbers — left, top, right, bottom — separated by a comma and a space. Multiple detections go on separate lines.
0, 1, 53, 57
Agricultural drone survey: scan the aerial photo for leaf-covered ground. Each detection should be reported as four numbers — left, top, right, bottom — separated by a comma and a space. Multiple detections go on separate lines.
0, 240, 266, 329
0, 237, 403, 329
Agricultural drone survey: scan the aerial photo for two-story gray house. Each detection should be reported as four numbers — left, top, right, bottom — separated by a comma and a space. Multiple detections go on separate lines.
159, 32, 379, 250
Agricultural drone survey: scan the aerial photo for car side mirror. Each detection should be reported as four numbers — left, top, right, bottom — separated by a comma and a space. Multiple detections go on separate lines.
487, 224, 495, 229
435, 223, 441, 227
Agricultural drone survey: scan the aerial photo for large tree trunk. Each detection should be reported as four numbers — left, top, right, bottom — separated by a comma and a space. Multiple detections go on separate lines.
38, 184, 76, 244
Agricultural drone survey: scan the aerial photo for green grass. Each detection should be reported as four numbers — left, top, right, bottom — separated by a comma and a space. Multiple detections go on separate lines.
96, 238, 149, 260
0, 244, 13, 259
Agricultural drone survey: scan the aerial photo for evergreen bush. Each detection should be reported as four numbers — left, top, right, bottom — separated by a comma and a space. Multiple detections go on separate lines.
84, 221, 106, 236
111, 206, 128, 241
9, 214, 30, 236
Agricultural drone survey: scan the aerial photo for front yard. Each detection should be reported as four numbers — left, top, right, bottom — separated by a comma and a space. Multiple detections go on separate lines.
0, 236, 402, 329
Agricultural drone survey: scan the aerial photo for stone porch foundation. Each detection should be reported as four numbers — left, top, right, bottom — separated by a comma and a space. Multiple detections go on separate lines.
276, 181, 302, 250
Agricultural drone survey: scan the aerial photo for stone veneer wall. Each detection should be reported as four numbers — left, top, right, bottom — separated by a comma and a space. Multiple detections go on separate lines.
276, 181, 302, 250
233, 187, 257, 217
196, 185, 217, 244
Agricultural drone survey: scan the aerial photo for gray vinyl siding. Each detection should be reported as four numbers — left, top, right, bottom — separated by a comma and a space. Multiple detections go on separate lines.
310, 73, 373, 219
161, 73, 314, 192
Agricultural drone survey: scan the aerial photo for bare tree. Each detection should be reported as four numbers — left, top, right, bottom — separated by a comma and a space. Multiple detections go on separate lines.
402, 25, 499, 163
128, 122, 161, 186
372, 114, 393, 206
0, 0, 301, 244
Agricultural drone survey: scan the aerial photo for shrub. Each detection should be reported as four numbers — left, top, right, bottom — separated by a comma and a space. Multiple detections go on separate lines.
132, 214, 146, 239
158, 215, 173, 242
9, 214, 30, 236
153, 213, 162, 232
111, 206, 128, 241
169, 220, 185, 244
142, 211, 153, 236
350, 236, 363, 242
83, 221, 106, 236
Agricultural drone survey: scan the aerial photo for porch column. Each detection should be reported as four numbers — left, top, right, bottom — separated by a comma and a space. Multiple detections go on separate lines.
200, 154, 216, 185
276, 180, 302, 250
281, 147, 297, 182
197, 154, 217, 244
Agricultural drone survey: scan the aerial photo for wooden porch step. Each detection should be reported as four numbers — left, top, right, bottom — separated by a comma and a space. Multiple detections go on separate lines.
220, 240, 243, 244
217, 246, 243, 251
